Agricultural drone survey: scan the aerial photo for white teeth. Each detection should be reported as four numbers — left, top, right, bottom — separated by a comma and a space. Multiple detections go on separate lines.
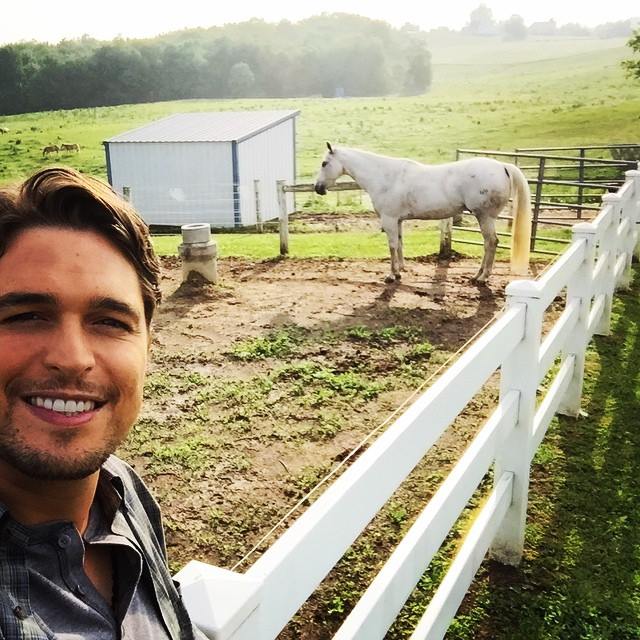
30, 397, 96, 414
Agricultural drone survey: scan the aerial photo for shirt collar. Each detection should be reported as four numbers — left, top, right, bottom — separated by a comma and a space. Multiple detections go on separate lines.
0, 457, 127, 532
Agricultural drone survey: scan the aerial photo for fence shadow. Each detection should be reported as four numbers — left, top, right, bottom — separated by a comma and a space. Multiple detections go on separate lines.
473, 272, 640, 639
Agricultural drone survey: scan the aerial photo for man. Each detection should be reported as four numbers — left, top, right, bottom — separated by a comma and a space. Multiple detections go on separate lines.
0, 168, 204, 639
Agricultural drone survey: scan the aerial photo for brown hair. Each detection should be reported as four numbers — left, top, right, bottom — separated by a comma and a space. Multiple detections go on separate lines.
0, 167, 161, 324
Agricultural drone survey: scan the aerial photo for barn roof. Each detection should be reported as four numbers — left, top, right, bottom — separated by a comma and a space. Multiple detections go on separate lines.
105, 110, 300, 144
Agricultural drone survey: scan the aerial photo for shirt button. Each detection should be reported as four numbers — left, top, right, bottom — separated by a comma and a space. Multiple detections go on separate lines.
13, 605, 27, 620
57, 533, 71, 548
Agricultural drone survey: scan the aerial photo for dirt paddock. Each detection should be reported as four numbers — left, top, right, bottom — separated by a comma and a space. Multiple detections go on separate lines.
120, 253, 553, 637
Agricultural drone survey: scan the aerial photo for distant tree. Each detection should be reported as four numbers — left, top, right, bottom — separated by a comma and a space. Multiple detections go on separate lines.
0, 13, 433, 112
502, 15, 527, 41
227, 61, 255, 98
594, 19, 635, 39
403, 45, 431, 94
465, 4, 497, 36
622, 29, 640, 81
557, 22, 592, 37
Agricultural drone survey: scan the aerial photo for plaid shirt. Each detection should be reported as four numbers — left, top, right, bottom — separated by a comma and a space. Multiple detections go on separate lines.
0, 455, 201, 640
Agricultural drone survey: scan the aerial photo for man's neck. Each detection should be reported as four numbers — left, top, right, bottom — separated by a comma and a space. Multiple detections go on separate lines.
0, 462, 100, 534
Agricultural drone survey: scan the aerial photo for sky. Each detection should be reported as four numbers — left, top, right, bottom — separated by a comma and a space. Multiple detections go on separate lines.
2, 0, 637, 45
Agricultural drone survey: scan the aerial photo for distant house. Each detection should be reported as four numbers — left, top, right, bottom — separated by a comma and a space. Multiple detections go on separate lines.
528, 20, 557, 36
103, 110, 300, 227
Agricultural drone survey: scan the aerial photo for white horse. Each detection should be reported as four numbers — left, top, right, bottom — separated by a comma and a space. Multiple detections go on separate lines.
314, 143, 532, 283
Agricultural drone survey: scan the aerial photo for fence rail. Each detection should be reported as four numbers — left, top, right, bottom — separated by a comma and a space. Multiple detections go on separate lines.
175, 168, 640, 640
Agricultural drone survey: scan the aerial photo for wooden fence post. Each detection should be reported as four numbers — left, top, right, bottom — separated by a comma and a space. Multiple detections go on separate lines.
254, 179, 263, 233
277, 180, 289, 257
557, 223, 597, 417
491, 280, 544, 566
577, 147, 586, 217
531, 157, 546, 252
439, 218, 453, 257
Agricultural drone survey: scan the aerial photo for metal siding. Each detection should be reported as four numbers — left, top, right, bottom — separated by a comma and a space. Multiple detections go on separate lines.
107, 142, 236, 226
106, 110, 300, 143
237, 119, 296, 224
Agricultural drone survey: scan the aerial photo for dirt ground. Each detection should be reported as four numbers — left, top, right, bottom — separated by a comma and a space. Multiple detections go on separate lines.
119, 251, 554, 638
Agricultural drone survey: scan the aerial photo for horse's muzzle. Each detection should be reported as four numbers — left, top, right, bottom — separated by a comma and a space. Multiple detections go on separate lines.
314, 183, 327, 196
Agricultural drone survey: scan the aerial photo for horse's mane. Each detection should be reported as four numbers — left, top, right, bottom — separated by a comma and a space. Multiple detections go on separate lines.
337, 146, 425, 168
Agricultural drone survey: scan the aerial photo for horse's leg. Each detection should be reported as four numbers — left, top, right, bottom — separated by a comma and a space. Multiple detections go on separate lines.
472, 213, 499, 283
397, 219, 405, 271
381, 215, 401, 283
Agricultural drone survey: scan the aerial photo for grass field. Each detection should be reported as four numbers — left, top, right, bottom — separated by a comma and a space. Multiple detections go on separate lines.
1, 32, 639, 637
0, 35, 636, 189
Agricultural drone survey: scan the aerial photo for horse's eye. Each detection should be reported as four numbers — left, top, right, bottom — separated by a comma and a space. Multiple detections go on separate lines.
321, 161, 328, 168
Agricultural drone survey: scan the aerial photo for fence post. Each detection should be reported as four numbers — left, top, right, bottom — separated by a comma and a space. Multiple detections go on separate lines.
625, 168, 640, 263
577, 148, 586, 217
254, 179, 263, 233
439, 218, 453, 257
531, 157, 546, 252
557, 223, 597, 416
595, 193, 622, 336
491, 279, 544, 566
277, 180, 289, 257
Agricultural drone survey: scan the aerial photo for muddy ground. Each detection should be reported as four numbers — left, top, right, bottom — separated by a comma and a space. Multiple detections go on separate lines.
118, 251, 555, 638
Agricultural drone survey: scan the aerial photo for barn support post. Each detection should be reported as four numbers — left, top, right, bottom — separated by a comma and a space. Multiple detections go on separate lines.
490, 280, 544, 566
557, 223, 597, 416
439, 218, 453, 257
277, 180, 289, 256
254, 180, 263, 233
594, 193, 622, 336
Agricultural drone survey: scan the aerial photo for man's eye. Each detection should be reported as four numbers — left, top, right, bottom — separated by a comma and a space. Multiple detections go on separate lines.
1, 312, 45, 324
97, 317, 133, 332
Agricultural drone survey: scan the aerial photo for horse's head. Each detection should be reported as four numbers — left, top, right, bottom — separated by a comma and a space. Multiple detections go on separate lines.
314, 142, 345, 195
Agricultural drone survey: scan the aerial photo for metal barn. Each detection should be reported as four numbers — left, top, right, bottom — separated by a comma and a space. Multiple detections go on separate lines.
103, 110, 300, 227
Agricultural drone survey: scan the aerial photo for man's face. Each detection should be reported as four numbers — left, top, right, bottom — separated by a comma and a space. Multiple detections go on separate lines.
0, 227, 149, 481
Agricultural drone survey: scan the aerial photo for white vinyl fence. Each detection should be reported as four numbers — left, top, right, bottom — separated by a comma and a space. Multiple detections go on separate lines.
175, 167, 640, 640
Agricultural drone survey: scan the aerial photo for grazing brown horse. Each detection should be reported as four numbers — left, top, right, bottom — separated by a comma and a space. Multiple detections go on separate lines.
42, 144, 60, 156
60, 142, 80, 152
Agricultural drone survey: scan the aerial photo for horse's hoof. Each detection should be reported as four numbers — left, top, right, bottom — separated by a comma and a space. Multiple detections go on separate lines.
395, 273, 402, 281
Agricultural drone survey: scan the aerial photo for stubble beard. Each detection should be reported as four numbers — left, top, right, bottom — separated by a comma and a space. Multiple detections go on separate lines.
0, 398, 125, 481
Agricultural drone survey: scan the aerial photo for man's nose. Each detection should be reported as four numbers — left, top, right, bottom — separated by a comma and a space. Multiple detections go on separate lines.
43, 319, 96, 374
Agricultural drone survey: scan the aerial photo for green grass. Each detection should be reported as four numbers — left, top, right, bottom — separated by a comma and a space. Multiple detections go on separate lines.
152, 226, 570, 259
0, 35, 636, 187
441, 266, 640, 639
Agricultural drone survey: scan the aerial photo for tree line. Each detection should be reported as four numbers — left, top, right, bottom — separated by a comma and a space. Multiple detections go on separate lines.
463, 4, 637, 40
0, 14, 431, 115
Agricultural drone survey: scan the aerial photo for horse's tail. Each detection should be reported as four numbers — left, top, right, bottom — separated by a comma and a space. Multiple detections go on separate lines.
504, 162, 532, 275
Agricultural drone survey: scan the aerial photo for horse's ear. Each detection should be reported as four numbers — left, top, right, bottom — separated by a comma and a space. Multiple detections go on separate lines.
326, 141, 334, 154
